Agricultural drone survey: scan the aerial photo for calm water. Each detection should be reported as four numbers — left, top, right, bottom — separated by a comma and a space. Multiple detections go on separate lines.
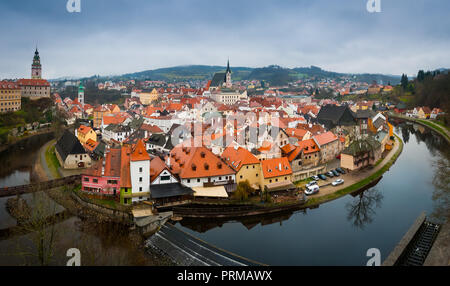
175, 122, 450, 265
0, 133, 159, 266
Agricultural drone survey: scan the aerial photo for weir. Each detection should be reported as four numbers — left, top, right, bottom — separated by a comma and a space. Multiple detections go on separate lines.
146, 223, 265, 266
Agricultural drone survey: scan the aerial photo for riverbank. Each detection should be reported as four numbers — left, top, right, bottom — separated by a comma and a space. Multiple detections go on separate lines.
389, 112, 450, 143
304, 133, 403, 207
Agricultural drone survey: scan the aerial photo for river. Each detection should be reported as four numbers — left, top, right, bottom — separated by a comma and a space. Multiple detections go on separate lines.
0, 133, 170, 266
173, 121, 450, 266
0, 122, 448, 265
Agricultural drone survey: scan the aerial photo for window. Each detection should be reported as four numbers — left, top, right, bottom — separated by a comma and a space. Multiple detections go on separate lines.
160, 175, 170, 181
269, 179, 272, 183
139, 167, 143, 173
187, 179, 190, 183
139, 187, 142, 192
240, 175, 243, 179
93, 179, 98, 183
139, 177, 142, 182
197, 178, 200, 183
256, 173, 258, 177
84, 177, 89, 182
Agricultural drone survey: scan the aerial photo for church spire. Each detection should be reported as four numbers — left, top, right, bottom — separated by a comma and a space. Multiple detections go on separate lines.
226, 58, 231, 74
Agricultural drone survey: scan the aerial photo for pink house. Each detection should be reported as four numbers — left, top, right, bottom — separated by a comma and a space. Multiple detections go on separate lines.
82, 148, 121, 197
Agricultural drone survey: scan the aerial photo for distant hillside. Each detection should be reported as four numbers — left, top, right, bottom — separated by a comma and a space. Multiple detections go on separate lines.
120, 65, 253, 82
78, 64, 401, 86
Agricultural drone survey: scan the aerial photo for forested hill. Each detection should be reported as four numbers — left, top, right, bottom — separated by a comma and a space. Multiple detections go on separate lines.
91, 65, 401, 86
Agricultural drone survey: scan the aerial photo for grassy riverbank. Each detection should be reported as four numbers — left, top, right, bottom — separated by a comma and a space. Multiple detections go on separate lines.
45, 142, 61, 179
416, 119, 450, 141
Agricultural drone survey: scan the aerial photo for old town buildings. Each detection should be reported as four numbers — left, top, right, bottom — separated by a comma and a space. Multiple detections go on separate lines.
0, 81, 21, 113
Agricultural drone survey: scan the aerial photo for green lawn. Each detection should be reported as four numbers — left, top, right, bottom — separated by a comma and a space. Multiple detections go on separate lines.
45, 143, 61, 178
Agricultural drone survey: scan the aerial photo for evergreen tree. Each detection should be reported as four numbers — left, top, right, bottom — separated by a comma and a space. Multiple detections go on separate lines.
401, 74, 409, 90
417, 70, 425, 82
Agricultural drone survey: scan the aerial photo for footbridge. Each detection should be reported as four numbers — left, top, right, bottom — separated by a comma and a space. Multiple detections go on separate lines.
0, 175, 81, 198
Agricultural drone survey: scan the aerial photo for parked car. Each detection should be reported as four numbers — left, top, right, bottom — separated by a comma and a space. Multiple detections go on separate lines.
331, 169, 340, 176
336, 167, 346, 174
304, 185, 320, 195
311, 175, 320, 181
306, 181, 318, 188
325, 171, 334, 178
332, 179, 345, 186
318, 174, 327, 180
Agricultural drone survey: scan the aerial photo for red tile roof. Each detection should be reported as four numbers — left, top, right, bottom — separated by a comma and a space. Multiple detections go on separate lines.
313, 131, 338, 146
78, 125, 93, 135
261, 157, 292, 179
84, 159, 103, 176
169, 143, 235, 179
0, 81, 20, 90
131, 139, 150, 162
221, 145, 260, 172
104, 148, 121, 177
17, 79, 50, 86
120, 145, 132, 188
150, 156, 169, 183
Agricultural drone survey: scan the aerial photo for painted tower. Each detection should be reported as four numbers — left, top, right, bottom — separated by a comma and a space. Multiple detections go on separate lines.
225, 59, 232, 88
78, 84, 85, 107
31, 48, 42, 79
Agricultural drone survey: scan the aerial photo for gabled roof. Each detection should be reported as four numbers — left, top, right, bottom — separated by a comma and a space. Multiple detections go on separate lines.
221, 145, 260, 172
150, 156, 172, 183
261, 157, 292, 179
55, 130, 87, 161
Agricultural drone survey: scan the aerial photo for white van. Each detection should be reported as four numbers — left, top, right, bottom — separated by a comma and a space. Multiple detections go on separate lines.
305, 184, 319, 195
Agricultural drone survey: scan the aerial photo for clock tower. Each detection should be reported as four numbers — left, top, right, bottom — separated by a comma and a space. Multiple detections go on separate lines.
31, 48, 42, 79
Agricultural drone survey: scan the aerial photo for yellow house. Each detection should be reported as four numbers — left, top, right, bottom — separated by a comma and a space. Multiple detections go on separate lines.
77, 125, 97, 145
221, 146, 261, 190
260, 157, 294, 192
139, 88, 159, 105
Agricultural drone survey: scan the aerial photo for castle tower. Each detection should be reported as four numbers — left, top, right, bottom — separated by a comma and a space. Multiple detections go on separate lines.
31, 48, 42, 79
225, 59, 232, 88
78, 84, 85, 107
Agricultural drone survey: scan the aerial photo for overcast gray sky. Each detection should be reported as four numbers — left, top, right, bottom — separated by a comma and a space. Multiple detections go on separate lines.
0, 0, 449, 79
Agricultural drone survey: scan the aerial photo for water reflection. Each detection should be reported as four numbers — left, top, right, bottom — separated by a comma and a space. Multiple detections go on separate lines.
177, 210, 301, 233
431, 151, 450, 223
346, 188, 383, 229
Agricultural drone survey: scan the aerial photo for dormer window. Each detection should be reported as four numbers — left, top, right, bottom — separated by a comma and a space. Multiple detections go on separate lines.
192, 164, 197, 171
200, 151, 206, 158
217, 162, 222, 169
204, 163, 209, 170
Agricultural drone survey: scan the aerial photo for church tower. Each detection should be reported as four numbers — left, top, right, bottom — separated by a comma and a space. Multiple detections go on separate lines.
31, 48, 42, 79
78, 84, 85, 107
225, 59, 232, 88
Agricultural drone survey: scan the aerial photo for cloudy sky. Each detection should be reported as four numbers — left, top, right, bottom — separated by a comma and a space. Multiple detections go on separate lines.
0, 0, 449, 79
